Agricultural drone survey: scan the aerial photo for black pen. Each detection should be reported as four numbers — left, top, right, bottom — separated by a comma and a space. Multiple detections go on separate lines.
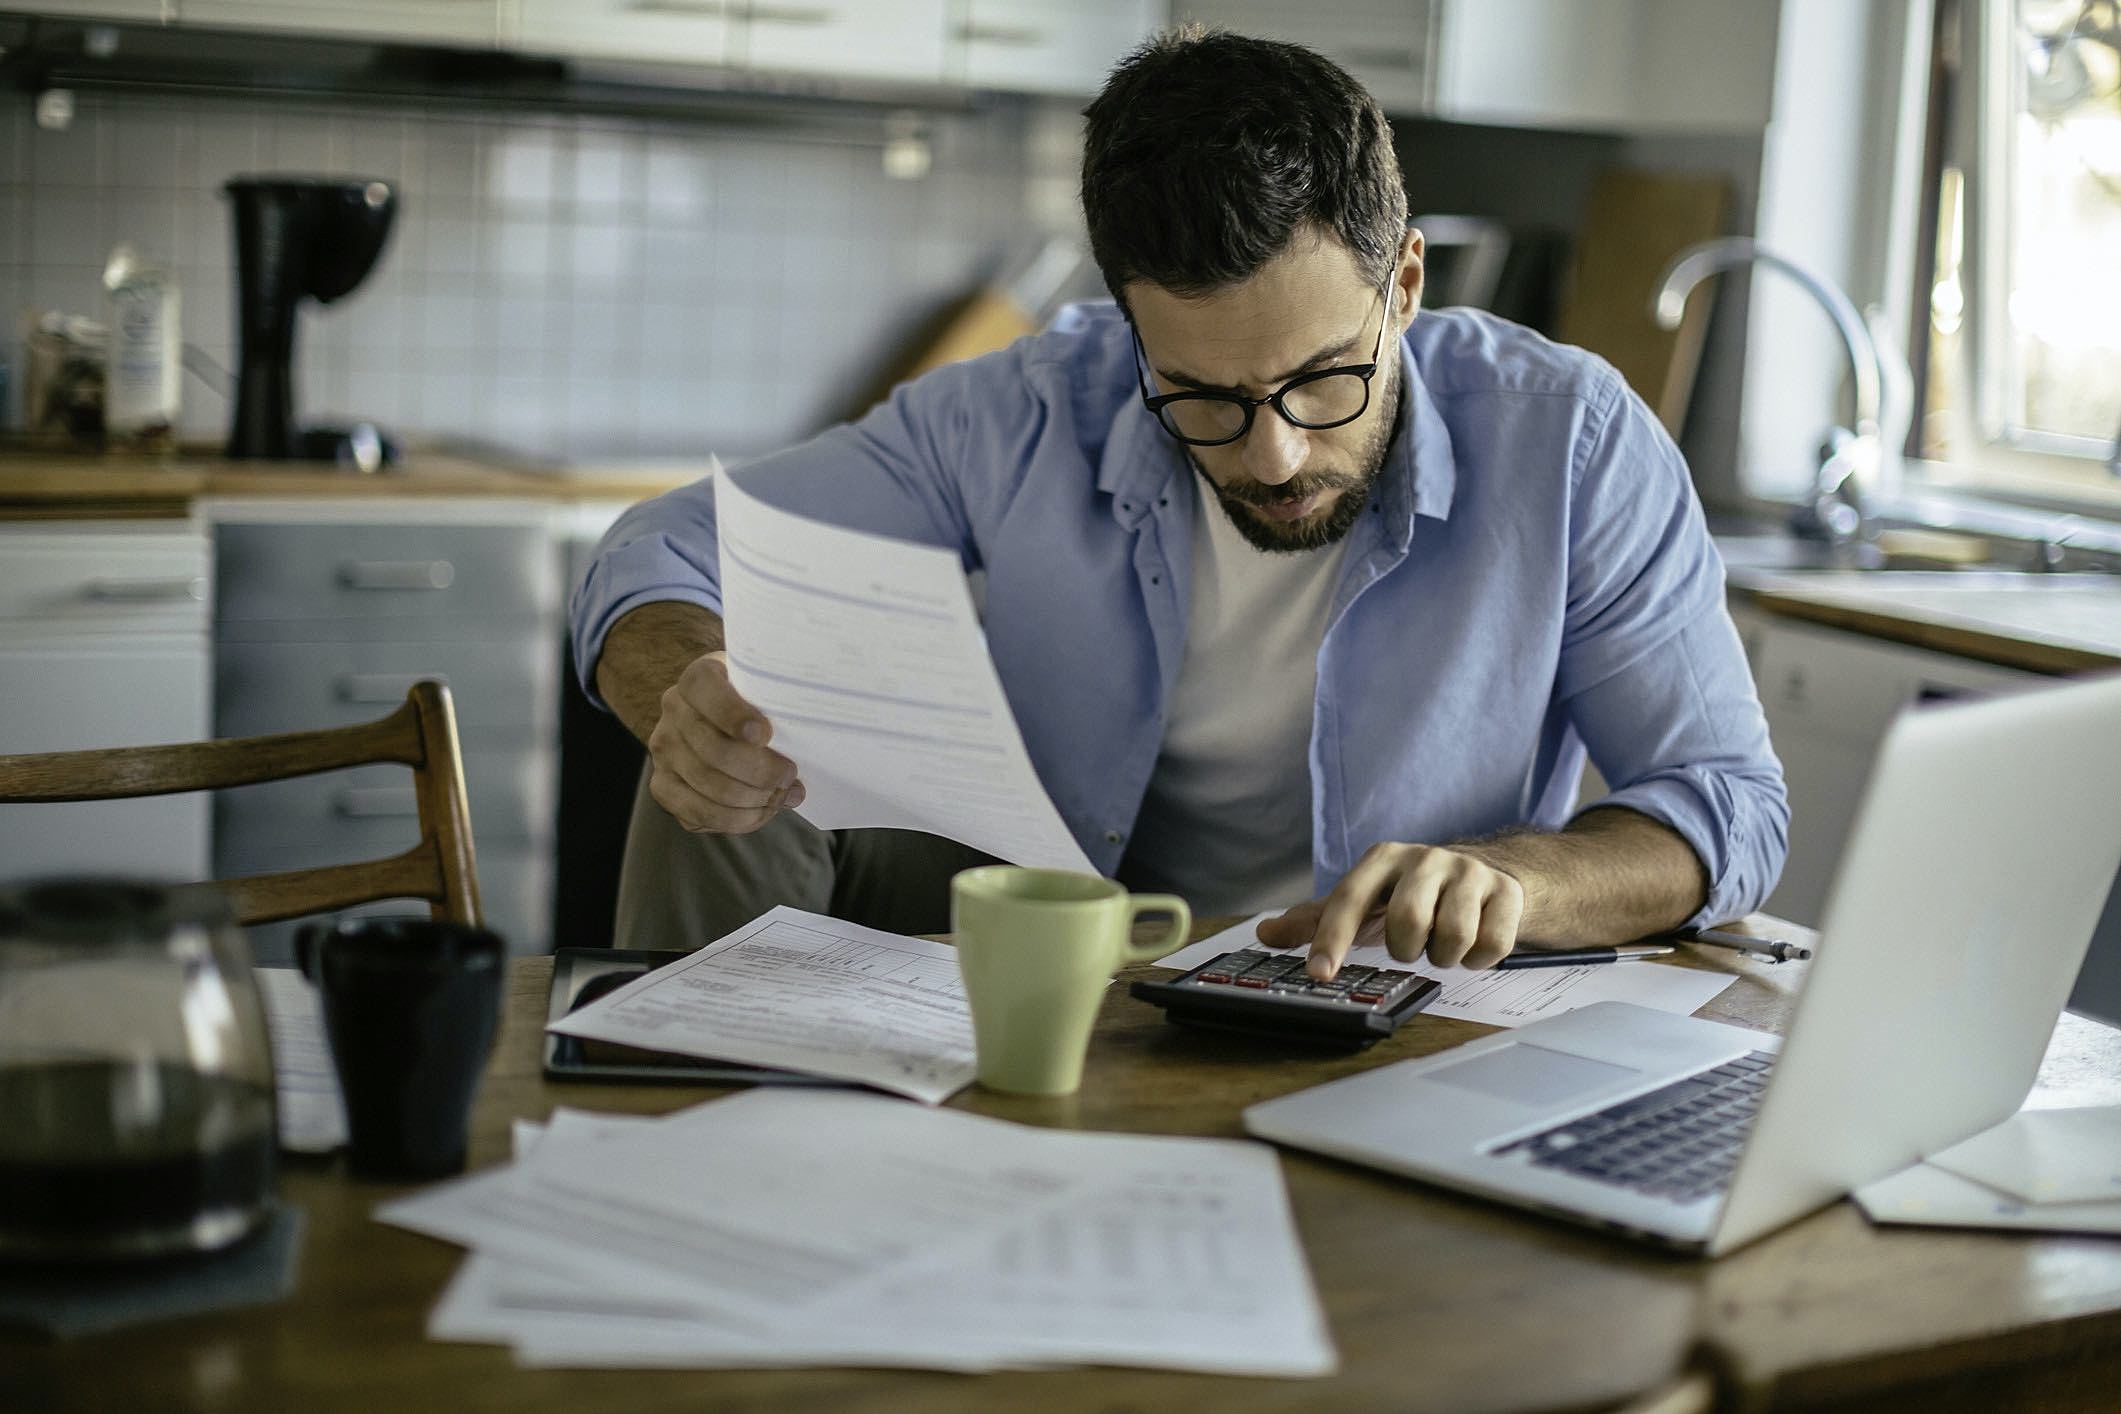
1494, 942, 1676, 970
1676, 926, 1813, 963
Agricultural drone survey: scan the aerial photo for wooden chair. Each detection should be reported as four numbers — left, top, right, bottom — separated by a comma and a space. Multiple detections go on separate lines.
0, 680, 480, 928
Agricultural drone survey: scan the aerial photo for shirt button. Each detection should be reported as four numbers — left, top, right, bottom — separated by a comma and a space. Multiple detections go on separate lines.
1103, 829, 1124, 845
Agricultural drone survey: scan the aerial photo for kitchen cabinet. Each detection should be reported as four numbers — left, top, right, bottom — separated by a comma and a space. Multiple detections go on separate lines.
0, 522, 213, 883
180, 0, 503, 45
1433, 0, 1775, 134
732, 0, 948, 85
953, 0, 1159, 96
1171, 0, 1438, 116
14, 1, 176, 20
1177, 0, 1773, 132
209, 503, 562, 961
511, 0, 729, 68
1730, 602, 2039, 927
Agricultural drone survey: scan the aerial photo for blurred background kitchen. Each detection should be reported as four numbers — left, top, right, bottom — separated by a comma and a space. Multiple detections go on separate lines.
1, 3, 2116, 1006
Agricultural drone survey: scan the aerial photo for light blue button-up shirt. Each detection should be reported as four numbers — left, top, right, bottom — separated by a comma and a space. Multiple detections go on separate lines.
573, 304, 1788, 927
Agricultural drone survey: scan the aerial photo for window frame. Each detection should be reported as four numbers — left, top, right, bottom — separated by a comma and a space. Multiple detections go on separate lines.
1921, 0, 2121, 504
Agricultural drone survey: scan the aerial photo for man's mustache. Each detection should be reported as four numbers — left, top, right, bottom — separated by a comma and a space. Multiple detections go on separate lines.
1216, 471, 1362, 508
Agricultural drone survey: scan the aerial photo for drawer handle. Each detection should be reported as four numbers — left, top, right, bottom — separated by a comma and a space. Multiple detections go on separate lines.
83, 576, 207, 603
955, 21, 1042, 45
336, 673, 449, 705
1335, 45, 1421, 69
338, 560, 456, 591
628, 0, 729, 15
335, 788, 419, 819
747, 2, 833, 26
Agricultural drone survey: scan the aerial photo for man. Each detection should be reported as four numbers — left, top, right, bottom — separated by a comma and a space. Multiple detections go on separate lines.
572, 29, 1788, 979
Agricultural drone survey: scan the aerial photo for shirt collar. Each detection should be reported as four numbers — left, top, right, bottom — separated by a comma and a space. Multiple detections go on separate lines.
1390, 339, 1458, 531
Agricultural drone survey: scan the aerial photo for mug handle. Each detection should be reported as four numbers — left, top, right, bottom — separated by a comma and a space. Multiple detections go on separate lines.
1119, 894, 1193, 965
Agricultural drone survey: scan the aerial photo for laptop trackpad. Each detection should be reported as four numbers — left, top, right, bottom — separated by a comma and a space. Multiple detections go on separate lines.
1427, 1043, 1642, 1107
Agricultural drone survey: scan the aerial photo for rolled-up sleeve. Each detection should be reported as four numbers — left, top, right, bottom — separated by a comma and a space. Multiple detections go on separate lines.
1558, 380, 1790, 925
570, 476, 729, 708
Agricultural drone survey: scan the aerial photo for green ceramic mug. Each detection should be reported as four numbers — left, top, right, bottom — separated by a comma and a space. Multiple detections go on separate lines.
950, 866, 1191, 1096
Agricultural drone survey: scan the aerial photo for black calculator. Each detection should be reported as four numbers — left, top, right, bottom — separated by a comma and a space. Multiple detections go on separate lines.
1129, 949, 1442, 1049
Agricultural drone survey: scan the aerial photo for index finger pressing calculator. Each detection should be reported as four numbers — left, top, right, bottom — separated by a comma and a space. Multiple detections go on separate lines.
1129, 949, 1442, 1049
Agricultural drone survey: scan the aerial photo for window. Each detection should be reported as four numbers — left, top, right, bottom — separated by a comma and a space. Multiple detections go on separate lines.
1917, 0, 2120, 499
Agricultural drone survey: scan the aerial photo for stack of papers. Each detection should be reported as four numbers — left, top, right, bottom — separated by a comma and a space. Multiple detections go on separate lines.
1156, 914, 1738, 1029
548, 906, 979, 1104
1855, 1105, 2121, 1235
378, 1090, 1337, 1376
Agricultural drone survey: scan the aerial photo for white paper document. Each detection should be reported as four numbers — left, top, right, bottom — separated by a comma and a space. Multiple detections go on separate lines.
546, 905, 976, 1104
253, 966, 347, 1153
384, 1093, 1100, 1328
1155, 913, 1737, 1029
388, 1091, 1336, 1376
716, 471, 1096, 873
1924, 1105, 2121, 1205
1854, 1161, 2121, 1236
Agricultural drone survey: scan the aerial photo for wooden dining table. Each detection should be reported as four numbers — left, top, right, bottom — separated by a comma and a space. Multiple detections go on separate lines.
7, 917, 2121, 1413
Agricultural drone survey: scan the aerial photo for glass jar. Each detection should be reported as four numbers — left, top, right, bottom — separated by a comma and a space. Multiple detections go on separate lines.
0, 879, 277, 1262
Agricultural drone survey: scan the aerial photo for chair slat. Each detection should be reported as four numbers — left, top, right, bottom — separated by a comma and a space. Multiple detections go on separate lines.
0, 700, 424, 804
219, 843, 449, 928
0, 682, 481, 931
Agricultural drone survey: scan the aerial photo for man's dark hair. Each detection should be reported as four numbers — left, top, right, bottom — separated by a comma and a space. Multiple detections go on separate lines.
1081, 28, 1407, 303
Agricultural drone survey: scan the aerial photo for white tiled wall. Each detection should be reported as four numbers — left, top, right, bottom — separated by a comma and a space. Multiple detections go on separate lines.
0, 91, 1078, 460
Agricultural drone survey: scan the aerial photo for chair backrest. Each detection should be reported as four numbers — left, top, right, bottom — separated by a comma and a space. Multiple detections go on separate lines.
0, 680, 480, 929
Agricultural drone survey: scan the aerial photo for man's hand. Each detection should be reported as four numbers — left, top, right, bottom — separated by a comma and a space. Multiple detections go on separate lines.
1257, 842, 1526, 978
1254, 811, 1711, 979
592, 602, 805, 836
645, 650, 805, 834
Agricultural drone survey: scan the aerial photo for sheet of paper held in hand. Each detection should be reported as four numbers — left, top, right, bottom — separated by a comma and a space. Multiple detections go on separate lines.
715, 470, 1097, 874
1154, 913, 1737, 1029
546, 905, 976, 1104
403, 1097, 1337, 1376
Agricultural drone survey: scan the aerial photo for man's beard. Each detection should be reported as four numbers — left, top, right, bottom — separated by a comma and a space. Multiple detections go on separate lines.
1187, 360, 1403, 555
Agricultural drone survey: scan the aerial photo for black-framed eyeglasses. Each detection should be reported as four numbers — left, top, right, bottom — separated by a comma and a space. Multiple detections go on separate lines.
1132, 274, 1395, 448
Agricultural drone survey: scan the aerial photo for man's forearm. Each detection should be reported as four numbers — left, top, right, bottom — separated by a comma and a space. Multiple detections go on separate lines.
1454, 807, 1708, 946
592, 601, 727, 747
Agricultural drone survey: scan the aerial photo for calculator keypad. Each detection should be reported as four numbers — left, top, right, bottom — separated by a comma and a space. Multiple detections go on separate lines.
1184, 951, 1424, 1009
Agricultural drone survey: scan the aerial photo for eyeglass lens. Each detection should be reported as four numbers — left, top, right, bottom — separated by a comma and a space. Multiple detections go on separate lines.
1157, 372, 1371, 444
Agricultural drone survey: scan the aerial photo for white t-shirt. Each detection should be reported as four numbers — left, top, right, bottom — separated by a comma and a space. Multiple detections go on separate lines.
1120, 485, 1352, 917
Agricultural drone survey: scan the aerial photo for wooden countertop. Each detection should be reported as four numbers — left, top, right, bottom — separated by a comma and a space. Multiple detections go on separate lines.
1733, 571, 2121, 675
0, 449, 704, 519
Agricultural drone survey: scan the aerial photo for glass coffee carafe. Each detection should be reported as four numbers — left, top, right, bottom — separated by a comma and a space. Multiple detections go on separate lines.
0, 879, 278, 1262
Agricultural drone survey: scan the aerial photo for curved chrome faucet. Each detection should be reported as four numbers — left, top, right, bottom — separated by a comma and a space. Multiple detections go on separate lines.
1652, 237, 1904, 548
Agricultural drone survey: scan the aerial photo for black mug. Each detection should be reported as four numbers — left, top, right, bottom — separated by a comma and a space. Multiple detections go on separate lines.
294, 917, 505, 1180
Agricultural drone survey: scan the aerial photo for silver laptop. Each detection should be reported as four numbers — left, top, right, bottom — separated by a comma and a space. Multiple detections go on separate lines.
1244, 672, 2121, 1256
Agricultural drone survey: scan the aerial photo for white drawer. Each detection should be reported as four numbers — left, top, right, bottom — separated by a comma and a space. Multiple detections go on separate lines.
0, 524, 211, 632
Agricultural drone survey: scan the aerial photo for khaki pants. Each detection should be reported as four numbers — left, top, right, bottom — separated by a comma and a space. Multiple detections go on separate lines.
612, 765, 1000, 949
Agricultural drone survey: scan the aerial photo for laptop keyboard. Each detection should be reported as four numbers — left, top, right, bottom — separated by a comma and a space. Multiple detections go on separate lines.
1493, 1051, 1777, 1204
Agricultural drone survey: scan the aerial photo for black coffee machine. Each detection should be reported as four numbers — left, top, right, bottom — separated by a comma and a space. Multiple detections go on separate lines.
225, 176, 398, 468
